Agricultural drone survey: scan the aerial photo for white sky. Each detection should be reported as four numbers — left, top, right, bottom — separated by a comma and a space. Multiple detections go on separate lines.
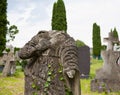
7, 0, 120, 47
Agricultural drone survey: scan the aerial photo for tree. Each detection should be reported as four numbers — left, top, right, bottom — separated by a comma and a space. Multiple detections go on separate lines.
76, 40, 85, 47
113, 27, 119, 39
0, 0, 8, 56
7, 25, 19, 43
51, 2, 57, 30
92, 23, 101, 58
51, 0, 67, 33
0, 0, 19, 77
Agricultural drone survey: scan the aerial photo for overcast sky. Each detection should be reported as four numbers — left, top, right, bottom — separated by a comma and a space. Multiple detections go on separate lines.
7, 0, 120, 47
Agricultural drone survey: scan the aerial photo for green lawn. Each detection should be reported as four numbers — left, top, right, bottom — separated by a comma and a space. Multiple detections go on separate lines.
0, 59, 120, 95
0, 70, 24, 95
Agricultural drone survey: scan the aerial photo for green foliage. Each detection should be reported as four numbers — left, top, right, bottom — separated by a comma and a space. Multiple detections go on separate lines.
14, 47, 20, 54
13, 68, 23, 78
5, 48, 10, 53
17, 60, 27, 71
0, 0, 19, 56
51, 0, 67, 33
92, 23, 101, 57
76, 40, 85, 47
101, 45, 107, 50
43, 64, 53, 94
0, 0, 8, 56
32, 83, 36, 89
112, 27, 119, 39
33, 92, 38, 95
51, 2, 57, 30
7, 25, 19, 42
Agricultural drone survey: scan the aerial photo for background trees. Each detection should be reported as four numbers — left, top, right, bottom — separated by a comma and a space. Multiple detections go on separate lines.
112, 27, 119, 40
76, 40, 85, 47
92, 23, 101, 58
0, 0, 8, 56
51, 2, 57, 31
51, 0, 67, 33
0, 0, 19, 56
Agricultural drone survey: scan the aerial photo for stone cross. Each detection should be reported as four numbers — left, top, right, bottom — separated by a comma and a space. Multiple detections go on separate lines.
91, 32, 120, 92
103, 32, 119, 50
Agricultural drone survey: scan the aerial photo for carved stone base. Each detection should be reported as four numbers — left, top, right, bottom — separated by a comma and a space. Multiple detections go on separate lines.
91, 79, 120, 92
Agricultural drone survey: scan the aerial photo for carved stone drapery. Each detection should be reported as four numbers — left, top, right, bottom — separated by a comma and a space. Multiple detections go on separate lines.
18, 30, 81, 95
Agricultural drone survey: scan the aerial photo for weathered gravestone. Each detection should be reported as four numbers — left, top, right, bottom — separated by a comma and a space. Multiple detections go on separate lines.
2, 50, 16, 77
0, 45, 16, 76
18, 30, 81, 95
91, 32, 120, 92
78, 46, 90, 78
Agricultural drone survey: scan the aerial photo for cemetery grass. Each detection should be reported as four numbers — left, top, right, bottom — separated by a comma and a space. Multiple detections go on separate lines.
0, 69, 24, 95
0, 59, 120, 95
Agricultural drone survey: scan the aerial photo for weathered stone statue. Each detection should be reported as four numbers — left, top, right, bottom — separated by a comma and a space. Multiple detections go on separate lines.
91, 32, 120, 92
18, 30, 81, 95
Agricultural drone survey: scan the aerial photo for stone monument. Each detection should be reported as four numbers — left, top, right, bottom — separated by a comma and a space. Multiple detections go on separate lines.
78, 46, 90, 78
18, 30, 81, 95
91, 32, 120, 92
1, 45, 16, 76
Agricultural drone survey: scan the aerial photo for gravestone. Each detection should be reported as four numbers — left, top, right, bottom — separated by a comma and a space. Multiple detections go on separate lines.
18, 30, 81, 95
0, 45, 16, 76
2, 51, 16, 76
91, 32, 120, 92
78, 46, 90, 78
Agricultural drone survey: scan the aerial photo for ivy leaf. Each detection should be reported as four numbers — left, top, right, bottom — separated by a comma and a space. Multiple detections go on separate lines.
44, 82, 50, 88
47, 71, 52, 76
60, 77, 64, 81
47, 77, 51, 82
48, 64, 51, 68
32, 83, 36, 89
33, 92, 38, 95
59, 70, 62, 73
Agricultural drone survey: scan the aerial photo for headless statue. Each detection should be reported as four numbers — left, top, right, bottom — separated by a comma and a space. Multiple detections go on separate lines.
18, 30, 81, 95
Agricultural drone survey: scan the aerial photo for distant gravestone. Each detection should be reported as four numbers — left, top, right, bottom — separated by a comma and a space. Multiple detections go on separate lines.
91, 50, 120, 92
2, 51, 16, 77
0, 45, 17, 76
91, 32, 120, 92
78, 46, 90, 78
